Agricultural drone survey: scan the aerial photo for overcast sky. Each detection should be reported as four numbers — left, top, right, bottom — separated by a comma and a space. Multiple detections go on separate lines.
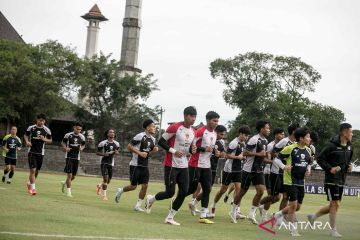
2, 0, 359, 129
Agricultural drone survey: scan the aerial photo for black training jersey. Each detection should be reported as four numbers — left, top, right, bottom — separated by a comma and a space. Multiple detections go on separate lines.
62, 132, 86, 160
129, 132, 156, 167
25, 125, 52, 155
224, 138, 245, 173
98, 139, 120, 166
210, 139, 225, 171
2, 134, 22, 159
243, 134, 268, 173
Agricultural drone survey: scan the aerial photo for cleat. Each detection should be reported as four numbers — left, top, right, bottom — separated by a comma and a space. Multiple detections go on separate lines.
165, 218, 181, 226
199, 218, 214, 224
224, 194, 229, 203
134, 206, 145, 212
96, 184, 101, 195
188, 202, 196, 216
248, 215, 258, 225
26, 182, 32, 194
31, 189, 37, 196
101, 195, 108, 201
61, 181, 66, 193
114, 188, 123, 203
145, 195, 154, 214
236, 212, 247, 220
66, 192, 73, 198
229, 211, 237, 224
6, 179, 11, 184
2, 176, 5, 183
330, 230, 342, 238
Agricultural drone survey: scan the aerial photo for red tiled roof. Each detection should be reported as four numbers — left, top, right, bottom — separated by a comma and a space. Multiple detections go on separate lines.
81, 4, 108, 21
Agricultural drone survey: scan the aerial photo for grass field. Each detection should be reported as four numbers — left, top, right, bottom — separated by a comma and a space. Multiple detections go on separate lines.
0, 170, 359, 240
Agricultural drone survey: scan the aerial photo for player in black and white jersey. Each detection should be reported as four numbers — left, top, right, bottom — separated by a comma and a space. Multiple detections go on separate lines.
2, 126, 22, 184
209, 126, 250, 221
24, 113, 52, 196
60, 122, 86, 197
231, 120, 270, 224
272, 123, 299, 211
96, 129, 120, 201
115, 119, 158, 211
257, 127, 284, 221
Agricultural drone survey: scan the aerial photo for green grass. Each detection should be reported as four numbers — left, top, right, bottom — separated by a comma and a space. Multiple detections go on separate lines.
0, 170, 359, 240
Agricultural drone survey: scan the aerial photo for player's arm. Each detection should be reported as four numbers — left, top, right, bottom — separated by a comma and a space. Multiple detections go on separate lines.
2, 136, 8, 152
96, 142, 109, 157
16, 137, 22, 151
61, 134, 71, 152
263, 151, 273, 164
127, 136, 147, 158
24, 128, 32, 147
40, 128, 52, 144
273, 146, 292, 172
317, 144, 339, 174
157, 124, 178, 154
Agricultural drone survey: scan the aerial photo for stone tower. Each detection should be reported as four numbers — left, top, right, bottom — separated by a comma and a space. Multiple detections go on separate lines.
120, 0, 142, 74
81, 4, 108, 58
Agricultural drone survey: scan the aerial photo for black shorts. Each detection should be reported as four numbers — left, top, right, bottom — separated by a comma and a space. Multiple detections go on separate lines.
285, 185, 305, 204
28, 153, 43, 170
4, 157, 16, 166
241, 171, 265, 190
164, 166, 189, 192
325, 184, 343, 201
270, 172, 284, 196
101, 164, 113, 180
264, 173, 271, 190
222, 171, 241, 186
211, 170, 217, 185
64, 158, 79, 176
130, 165, 149, 185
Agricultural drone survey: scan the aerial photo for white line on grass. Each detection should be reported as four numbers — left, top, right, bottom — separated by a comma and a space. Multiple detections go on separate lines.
0, 232, 183, 240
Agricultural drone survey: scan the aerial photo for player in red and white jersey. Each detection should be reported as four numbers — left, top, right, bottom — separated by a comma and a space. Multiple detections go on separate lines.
186, 111, 219, 224
145, 106, 197, 226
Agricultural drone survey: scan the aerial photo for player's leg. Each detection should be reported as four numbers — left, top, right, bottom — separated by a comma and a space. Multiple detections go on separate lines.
115, 166, 138, 203
146, 166, 176, 213
134, 167, 149, 211
224, 182, 235, 203
187, 167, 200, 215
2, 157, 11, 182
7, 163, 15, 183
165, 168, 189, 225
198, 168, 213, 223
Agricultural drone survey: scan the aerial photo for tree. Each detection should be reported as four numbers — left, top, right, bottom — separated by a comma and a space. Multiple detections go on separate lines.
210, 52, 344, 145
77, 53, 159, 142
0, 40, 82, 134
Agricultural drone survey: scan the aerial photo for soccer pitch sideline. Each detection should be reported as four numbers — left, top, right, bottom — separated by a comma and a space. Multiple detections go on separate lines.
0, 170, 359, 240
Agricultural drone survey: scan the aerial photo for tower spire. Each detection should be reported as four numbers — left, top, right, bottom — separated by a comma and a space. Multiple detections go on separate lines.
81, 4, 108, 58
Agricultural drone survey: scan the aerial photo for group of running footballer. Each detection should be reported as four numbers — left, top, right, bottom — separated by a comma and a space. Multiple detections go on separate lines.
2, 107, 354, 237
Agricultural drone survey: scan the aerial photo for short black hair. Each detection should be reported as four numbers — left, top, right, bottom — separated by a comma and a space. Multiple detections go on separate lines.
288, 123, 300, 135
339, 123, 352, 132
206, 111, 220, 120
273, 127, 284, 136
294, 127, 310, 142
74, 122, 83, 127
256, 120, 269, 132
183, 106, 197, 116
36, 113, 47, 120
310, 131, 319, 144
143, 119, 154, 129
215, 125, 227, 133
104, 129, 116, 139
238, 125, 251, 135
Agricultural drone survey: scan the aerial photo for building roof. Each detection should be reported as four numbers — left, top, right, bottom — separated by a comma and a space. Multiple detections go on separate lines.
81, 4, 108, 21
0, 11, 25, 43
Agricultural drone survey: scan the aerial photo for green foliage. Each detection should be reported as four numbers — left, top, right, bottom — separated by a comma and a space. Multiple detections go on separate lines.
77, 53, 159, 142
210, 52, 344, 148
